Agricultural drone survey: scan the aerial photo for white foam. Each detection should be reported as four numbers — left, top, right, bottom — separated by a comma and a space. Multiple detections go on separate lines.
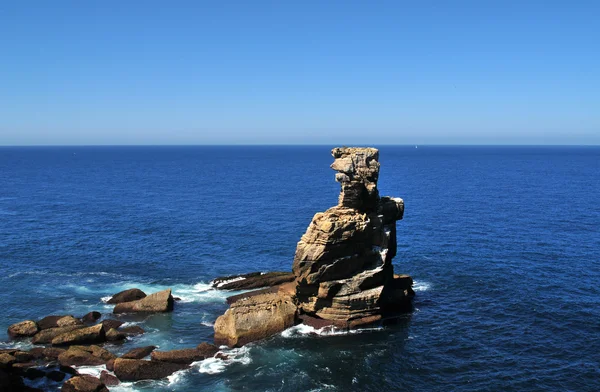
281, 324, 383, 338
200, 321, 214, 327
100, 296, 112, 303
412, 280, 431, 292
194, 346, 252, 375
75, 365, 106, 377
213, 276, 246, 288
167, 368, 188, 385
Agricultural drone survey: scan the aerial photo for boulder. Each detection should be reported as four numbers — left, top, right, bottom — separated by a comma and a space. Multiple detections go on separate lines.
101, 319, 124, 330
196, 342, 219, 358
212, 271, 295, 290
7, 320, 39, 338
58, 345, 116, 367
81, 312, 101, 324
13, 351, 35, 363
56, 316, 83, 328
51, 324, 106, 346
37, 315, 69, 330
120, 346, 156, 359
150, 348, 204, 365
106, 289, 147, 304
214, 291, 297, 347
0, 368, 25, 390
31, 325, 84, 345
61, 375, 109, 392
106, 328, 126, 342
99, 370, 119, 386
113, 289, 173, 314
113, 358, 187, 381
0, 353, 16, 369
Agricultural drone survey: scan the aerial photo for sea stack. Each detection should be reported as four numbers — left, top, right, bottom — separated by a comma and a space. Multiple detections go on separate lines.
214, 147, 413, 347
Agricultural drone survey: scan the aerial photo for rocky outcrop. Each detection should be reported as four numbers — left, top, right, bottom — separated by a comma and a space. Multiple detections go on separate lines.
214, 287, 297, 347
113, 358, 187, 381
113, 289, 173, 314
212, 272, 295, 290
7, 320, 39, 338
213, 147, 414, 346
106, 289, 147, 304
292, 147, 413, 326
81, 312, 101, 324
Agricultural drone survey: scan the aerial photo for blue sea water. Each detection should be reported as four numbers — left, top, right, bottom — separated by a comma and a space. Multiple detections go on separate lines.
0, 145, 599, 391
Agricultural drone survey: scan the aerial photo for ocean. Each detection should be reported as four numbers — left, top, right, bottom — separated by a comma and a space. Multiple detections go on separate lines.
0, 145, 599, 391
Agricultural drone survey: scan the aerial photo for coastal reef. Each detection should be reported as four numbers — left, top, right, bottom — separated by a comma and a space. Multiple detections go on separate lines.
214, 147, 414, 347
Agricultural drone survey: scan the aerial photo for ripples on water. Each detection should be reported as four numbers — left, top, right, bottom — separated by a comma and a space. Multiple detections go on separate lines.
0, 146, 599, 391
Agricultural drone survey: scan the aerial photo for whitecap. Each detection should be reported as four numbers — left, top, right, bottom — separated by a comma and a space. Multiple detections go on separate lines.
412, 280, 431, 292
74, 365, 106, 377
194, 346, 252, 375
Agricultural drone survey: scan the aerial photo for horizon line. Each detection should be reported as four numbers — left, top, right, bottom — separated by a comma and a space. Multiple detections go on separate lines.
0, 143, 599, 148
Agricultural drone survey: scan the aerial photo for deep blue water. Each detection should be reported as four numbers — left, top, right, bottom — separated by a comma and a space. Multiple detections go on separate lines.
1, 145, 599, 391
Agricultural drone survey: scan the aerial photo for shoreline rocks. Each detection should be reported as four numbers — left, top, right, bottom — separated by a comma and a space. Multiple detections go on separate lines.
211, 271, 295, 290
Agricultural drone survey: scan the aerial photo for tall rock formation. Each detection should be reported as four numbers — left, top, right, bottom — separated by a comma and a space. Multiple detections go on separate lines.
213, 147, 413, 347
293, 147, 413, 327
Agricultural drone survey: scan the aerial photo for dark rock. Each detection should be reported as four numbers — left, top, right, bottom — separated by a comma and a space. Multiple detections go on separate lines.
58, 345, 116, 367
173, 297, 182, 301
150, 349, 204, 365
42, 347, 67, 360
61, 375, 109, 392
99, 370, 119, 386
113, 358, 187, 381
0, 353, 16, 369
215, 353, 229, 360
0, 368, 25, 390
196, 342, 219, 358
23, 367, 45, 380
31, 325, 84, 345
113, 289, 173, 314
51, 324, 105, 346
37, 315, 70, 330
106, 289, 147, 305
120, 346, 156, 359
81, 312, 101, 324
106, 328, 126, 342
59, 365, 78, 375
13, 351, 35, 363
105, 359, 114, 371
212, 271, 295, 290
7, 320, 39, 338
119, 326, 145, 336
101, 319, 124, 331
47, 370, 66, 382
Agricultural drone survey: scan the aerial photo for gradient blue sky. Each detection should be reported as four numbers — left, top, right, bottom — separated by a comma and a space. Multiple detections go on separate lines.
1, 1, 598, 145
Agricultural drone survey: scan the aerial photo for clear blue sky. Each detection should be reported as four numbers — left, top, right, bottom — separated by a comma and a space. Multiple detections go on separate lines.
1, 1, 598, 145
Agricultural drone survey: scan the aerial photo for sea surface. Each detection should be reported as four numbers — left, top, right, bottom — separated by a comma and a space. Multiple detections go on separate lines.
1, 145, 599, 391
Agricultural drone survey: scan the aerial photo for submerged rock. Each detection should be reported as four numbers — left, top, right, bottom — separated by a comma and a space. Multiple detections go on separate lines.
113, 358, 187, 381
7, 320, 39, 338
113, 289, 173, 314
106, 288, 147, 304
212, 271, 295, 290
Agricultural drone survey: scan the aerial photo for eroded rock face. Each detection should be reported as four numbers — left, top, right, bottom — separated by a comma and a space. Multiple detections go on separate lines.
113, 289, 173, 314
292, 147, 413, 326
214, 291, 297, 347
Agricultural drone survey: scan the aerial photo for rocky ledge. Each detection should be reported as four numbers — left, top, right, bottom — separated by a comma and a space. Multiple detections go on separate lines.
214, 147, 414, 347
